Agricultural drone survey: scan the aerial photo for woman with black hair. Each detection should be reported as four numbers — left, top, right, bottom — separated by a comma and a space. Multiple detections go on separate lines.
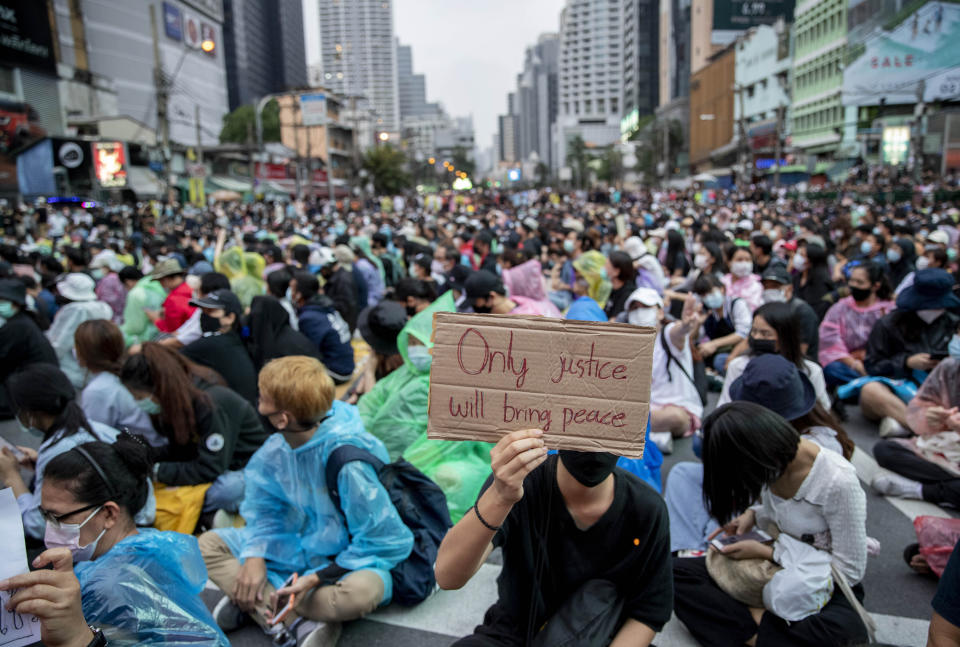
0, 363, 154, 540
604, 251, 638, 320
673, 401, 869, 647
718, 302, 831, 411
792, 242, 835, 316
0, 278, 57, 418
37, 437, 228, 644
121, 343, 267, 518
245, 295, 322, 371
886, 237, 917, 291
664, 229, 690, 285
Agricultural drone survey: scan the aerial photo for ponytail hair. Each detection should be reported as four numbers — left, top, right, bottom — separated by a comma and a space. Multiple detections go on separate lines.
7, 364, 92, 441
43, 433, 151, 516
120, 343, 212, 445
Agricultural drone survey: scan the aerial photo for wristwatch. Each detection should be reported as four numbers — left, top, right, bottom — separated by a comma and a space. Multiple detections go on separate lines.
86, 626, 107, 647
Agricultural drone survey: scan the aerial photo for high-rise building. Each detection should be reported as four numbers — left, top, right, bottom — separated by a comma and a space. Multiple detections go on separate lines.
621, 0, 659, 140
497, 92, 520, 165
514, 34, 559, 168
658, 0, 691, 108
308, 0, 399, 133
222, 0, 307, 111
556, 0, 624, 171
396, 41, 441, 118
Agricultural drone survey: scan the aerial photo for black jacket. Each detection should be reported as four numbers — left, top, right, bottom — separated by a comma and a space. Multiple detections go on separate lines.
325, 267, 358, 332
865, 310, 960, 379
0, 312, 57, 418
246, 295, 322, 370
181, 331, 258, 405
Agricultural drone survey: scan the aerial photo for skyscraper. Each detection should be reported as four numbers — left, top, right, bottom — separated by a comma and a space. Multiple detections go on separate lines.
515, 34, 559, 169
556, 0, 624, 170
308, 0, 400, 133
222, 0, 307, 111
622, 0, 659, 136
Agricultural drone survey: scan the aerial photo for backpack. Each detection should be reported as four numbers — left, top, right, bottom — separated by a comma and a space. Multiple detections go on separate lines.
660, 325, 709, 407
324, 445, 452, 606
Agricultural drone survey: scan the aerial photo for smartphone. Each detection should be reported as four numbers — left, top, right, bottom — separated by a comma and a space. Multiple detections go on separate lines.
930, 351, 949, 361
0, 436, 25, 460
710, 529, 773, 551
268, 573, 298, 626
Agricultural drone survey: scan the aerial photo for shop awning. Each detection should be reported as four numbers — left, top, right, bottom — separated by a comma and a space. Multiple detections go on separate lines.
126, 166, 163, 198
208, 175, 252, 193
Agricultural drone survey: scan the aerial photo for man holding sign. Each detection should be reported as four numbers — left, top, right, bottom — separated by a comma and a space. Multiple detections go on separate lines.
431, 313, 671, 646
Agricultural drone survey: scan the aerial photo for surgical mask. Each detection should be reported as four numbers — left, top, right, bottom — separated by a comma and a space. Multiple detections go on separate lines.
200, 313, 222, 333
950, 334, 960, 359
285, 287, 293, 302
91, 268, 105, 280
792, 254, 807, 271
748, 336, 777, 355
762, 288, 787, 304
563, 239, 575, 254
405, 304, 417, 317
0, 301, 15, 319
886, 248, 902, 263
949, 248, 958, 261
860, 241, 873, 255
694, 254, 709, 270
408, 264, 419, 278
850, 286, 872, 302
135, 397, 162, 415
407, 345, 433, 372
703, 291, 724, 310
16, 414, 43, 438
917, 308, 945, 324
692, 242, 702, 255
628, 307, 659, 328
431, 260, 445, 276
731, 261, 753, 278
916, 256, 931, 270
44, 506, 106, 563
559, 450, 618, 487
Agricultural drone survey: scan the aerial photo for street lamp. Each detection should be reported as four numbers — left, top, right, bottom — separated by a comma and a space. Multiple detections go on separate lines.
201, 39, 215, 53
378, 132, 390, 142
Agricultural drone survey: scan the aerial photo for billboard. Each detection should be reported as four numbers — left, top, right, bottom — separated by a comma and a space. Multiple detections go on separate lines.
0, 0, 56, 73
93, 142, 127, 188
713, 0, 795, 31
163, 2, 182, 41
300, 93, 327, 126
843, 1, 960, 105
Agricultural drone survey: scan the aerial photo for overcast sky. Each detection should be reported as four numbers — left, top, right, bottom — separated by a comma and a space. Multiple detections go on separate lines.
393, 0, 564, 150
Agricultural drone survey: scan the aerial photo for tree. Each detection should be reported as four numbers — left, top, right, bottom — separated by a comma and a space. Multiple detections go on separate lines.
596, 148, 624, 188
219, 99, 280, 144
535, 161, 550, 187
565, 135, 589, 189
451, 145, 475, 177
363, 144, 411, 195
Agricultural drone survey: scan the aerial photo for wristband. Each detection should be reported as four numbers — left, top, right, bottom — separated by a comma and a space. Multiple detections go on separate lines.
473, 503, 501, 532
87, 626, 107, 647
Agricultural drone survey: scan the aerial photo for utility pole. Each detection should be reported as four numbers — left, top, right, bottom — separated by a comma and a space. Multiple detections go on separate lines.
294, 99, 303, 198
774, 104, 783, 189
150, 5, 171, 204
913, 79, 926, 183
662, 120, 671, 185
323, 102, 336, 208
306, 114, 313, 199
246, 122, 254, 191
736, 85, 749, 189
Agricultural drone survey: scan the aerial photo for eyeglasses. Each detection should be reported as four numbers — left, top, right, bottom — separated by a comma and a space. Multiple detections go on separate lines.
39, 502, 103, 529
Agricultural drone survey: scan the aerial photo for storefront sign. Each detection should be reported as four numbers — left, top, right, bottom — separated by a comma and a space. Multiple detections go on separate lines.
0, 1, 56, 73
163, 2, 182, 41
93, 142, 128, 188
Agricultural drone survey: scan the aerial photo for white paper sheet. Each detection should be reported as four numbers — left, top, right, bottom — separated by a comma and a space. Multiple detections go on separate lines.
0, 488, 40, 647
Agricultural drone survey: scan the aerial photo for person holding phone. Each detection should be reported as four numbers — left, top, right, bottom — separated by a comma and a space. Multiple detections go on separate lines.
199, 356, 413, 646
861, 269, 960, 438
673, 401, 869, 646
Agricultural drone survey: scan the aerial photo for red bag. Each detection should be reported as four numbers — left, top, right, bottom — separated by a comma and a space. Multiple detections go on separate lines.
915, 515, 960, 576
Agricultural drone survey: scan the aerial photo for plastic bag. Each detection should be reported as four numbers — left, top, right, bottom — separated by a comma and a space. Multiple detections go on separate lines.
763, 533, 834, 621
915, 515, 960, 576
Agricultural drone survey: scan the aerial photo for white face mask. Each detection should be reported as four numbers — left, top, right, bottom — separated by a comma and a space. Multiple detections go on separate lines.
703, 291, 725, 310
731, 260, 753, 278
628, 307, 659, 328
44, 506, 106, 563
916, 256, 931, 270
692, 242, 702, 255
792, 254, 807, 271
917, 308, 945, 324
694, 254, 709, 270
762, 288, 787, 304
407, 344, 433, 372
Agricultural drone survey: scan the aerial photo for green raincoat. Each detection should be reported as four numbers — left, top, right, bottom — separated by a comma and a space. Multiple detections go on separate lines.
357, 291, 493, 523
216, 247, 265, 309
120, 277, 167, 346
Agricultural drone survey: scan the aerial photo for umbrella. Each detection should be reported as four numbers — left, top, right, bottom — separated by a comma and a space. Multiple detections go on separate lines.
693, 173, 718, 183
210, 190, 242, 202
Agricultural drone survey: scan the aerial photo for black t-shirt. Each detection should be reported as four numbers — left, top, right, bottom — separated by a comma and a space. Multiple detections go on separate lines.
788, 297, 821, 362
605, 280, 638, 321
934, 540, 960, 628
476, 455, 673, 640
181, 332, 258, 405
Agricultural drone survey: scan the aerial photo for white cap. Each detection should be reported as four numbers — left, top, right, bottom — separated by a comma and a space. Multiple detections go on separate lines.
56, 273, 97, 302
928, 230, 950, 245
622, 236, 647, 261
625, 287, 663, 309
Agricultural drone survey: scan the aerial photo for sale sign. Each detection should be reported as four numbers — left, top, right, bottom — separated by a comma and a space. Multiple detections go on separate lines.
427, 313, 654, 458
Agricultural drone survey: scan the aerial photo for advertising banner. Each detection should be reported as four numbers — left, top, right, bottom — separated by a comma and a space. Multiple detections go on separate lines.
300, 94, 327, 126
163, 2, 182, 41
843, 1, 960, 105
713, 0, 795, 30
0, 0, 56, 73
93, 142, 128, 188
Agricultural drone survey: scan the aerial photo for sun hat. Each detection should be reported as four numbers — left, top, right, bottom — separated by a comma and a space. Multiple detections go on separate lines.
56, 273, 97, 302
895, 268, 960, 312
149, 258, 185, 279
729, 354, 817, 421
358, 301, 408, 355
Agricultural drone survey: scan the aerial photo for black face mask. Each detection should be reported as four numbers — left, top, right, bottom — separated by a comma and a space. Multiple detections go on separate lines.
748, 337, 777, 355
200, 313, 222, 333
849, 286, 872, 302
472, 301, 492, 314
559, 450, 618, 487
406, 305, 417, 318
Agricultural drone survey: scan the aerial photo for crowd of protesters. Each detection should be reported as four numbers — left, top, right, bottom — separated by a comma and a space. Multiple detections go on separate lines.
2, 178, 960, 646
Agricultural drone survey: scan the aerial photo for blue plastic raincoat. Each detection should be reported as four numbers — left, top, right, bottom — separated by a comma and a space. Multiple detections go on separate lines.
74, 529, 228, 646
214, 401, 413, 600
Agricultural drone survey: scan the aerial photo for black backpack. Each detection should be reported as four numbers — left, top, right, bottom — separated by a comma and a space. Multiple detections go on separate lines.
324, 445, 452, 606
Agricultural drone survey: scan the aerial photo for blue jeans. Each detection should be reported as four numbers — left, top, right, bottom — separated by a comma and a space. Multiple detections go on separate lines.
203, 470, 245, 513
824, 360, 861, 388
712, 353, 730, 375
664, 462, 719, 552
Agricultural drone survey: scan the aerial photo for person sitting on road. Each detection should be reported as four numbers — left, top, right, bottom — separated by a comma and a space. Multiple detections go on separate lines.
721, 246, 762, 312
435, 431, 672, 646
693, 273, 752, 375
291, 270, 355, 384
0, 278, 57, 419
199, 356, 413, 646
861, 268, 960, 438
673, 401, 868, 646
46, 273, 113, 389
245, 294, 323, 371
145, 259, 195, 335
465, 269, 562, 317
37, 436, 229, 645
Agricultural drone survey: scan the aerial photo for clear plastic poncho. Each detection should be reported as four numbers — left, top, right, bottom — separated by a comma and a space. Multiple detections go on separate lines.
214, 401, 413, 598
120, 277, 166, 347
74, 529, 228, 646
572, 250, 612, 309
215, 247, 265, 309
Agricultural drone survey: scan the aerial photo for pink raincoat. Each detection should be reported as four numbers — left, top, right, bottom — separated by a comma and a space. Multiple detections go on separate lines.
510, 295, 562, 318
721, 273, 763, 312
502, 259, 548, 301
818, 296, 895, 367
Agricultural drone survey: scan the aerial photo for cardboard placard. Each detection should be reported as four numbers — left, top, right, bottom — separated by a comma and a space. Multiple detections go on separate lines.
427, 313, 654, 458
